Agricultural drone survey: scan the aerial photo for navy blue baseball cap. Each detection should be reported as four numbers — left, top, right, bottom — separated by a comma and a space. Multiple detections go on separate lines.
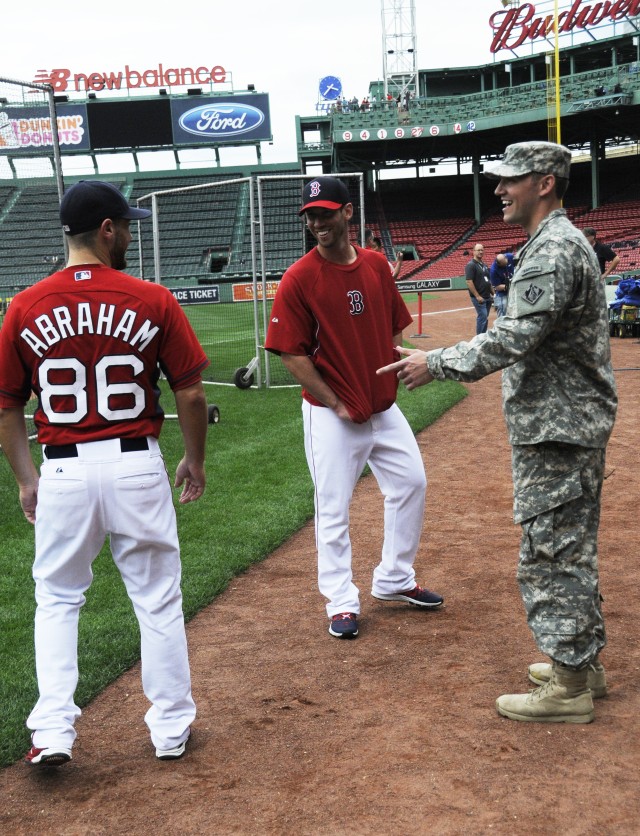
299, 176, 351, 215
60, 180, 152, 235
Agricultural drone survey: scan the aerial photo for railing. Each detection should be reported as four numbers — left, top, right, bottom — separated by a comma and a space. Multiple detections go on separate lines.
327, 62, 639, 131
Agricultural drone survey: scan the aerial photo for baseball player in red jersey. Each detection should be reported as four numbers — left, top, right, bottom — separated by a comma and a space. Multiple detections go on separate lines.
0, 181, 209, 766
265, 176, 443, 639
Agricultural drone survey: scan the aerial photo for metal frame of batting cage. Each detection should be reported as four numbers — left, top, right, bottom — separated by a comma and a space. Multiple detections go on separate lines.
0, 76, 66, 445
135, 176, 263, 387
0, 75, 66, 213
256, 172, 365, 388
135, 172, 365, 390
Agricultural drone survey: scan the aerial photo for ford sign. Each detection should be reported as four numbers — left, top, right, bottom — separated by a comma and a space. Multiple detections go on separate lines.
178, 102, 264, 138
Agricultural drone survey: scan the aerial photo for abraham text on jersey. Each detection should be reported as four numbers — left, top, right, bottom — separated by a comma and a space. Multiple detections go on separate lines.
20, 302, 160, 358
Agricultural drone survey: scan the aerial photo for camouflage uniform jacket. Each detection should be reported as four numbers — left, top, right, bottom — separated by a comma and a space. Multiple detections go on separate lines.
427, 209, 617, 448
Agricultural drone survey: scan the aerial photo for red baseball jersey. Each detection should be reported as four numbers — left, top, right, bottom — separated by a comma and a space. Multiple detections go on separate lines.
265, 245, 412, 423
0, 264, 209, 444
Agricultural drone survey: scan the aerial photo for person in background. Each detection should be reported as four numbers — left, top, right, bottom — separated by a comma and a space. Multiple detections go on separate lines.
378, 142, 617, 724
370, 236, 404, 281
490, 252, 514, 317
582, 227, 620, 281
265, 176, 443, 640
465, 243, 494, 334
0, 181, 209, 767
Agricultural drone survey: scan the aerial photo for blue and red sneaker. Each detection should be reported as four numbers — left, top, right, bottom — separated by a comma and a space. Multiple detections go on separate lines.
372, 584, 444, 609
328, 612, 359, 639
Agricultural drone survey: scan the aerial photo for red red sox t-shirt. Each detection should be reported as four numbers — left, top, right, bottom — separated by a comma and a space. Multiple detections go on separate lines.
0, 264, 209, 444
265, 246, 412, 423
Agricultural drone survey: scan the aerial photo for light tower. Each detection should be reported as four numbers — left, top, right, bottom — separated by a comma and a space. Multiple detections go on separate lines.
381, 0, 417, 101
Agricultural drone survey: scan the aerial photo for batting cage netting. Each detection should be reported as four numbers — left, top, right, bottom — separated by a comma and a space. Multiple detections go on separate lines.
0, 76, 65, 439
135, 172, 365, 389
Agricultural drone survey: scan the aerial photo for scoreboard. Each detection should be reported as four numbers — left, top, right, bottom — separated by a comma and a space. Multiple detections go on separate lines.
1, 92, 272, 153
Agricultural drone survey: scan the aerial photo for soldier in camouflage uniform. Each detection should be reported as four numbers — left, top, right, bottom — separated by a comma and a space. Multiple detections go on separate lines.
378, 141, 618, 723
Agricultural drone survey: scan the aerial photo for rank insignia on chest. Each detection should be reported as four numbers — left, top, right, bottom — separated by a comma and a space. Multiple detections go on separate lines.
523, 283, 545, 305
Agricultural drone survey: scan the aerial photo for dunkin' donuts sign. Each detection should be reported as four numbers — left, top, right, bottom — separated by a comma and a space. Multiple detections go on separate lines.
490, 0, 640, 52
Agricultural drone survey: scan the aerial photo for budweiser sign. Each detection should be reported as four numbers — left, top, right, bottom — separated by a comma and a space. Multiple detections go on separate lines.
490, 0, 640, 52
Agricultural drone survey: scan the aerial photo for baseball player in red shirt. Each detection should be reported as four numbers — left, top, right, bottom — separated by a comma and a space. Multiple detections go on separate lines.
265, 176, 443, 639
0, 181, 209, 766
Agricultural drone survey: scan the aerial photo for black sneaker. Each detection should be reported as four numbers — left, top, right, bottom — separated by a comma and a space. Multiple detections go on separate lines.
372, 584, 444, 608
328, 612, 359, 638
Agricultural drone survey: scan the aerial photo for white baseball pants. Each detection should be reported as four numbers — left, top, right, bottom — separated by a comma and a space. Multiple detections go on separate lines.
28, 437, 195, 752
302, 401, 427, 617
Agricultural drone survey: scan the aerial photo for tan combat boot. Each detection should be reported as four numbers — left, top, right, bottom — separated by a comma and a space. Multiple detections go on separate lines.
528, 659, 607, 699
496, 663, 594, 723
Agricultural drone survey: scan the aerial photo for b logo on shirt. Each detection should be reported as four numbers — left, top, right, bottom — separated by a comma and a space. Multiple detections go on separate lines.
348, 290, 364, 315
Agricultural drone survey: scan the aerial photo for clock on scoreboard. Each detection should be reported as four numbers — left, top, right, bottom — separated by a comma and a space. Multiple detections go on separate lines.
319, 75, 342, 101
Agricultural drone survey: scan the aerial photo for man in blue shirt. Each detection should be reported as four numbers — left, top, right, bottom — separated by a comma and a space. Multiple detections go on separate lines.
490, 252, 514, 317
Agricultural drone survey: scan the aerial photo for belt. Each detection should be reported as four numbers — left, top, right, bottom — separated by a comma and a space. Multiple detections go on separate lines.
44, 438, 149, 459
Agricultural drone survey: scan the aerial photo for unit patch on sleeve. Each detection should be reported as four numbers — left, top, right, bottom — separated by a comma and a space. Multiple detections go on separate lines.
523, 283, 545, 305
508, 258, 555, 317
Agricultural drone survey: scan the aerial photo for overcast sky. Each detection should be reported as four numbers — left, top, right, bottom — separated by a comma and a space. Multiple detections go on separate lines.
5, 0, 587, 172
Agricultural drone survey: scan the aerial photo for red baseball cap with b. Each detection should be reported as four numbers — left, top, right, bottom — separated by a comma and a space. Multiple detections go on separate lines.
299, 176, 351, 215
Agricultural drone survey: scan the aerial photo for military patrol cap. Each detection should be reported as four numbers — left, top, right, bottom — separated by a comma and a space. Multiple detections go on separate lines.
484, 141, 571, 181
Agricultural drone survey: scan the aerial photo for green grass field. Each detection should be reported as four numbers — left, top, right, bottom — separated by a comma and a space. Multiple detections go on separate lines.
182, 301, 293, 386
0, 348, 466, 768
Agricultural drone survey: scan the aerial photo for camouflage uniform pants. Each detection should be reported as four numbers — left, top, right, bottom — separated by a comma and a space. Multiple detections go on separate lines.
512, 442, 606, 670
